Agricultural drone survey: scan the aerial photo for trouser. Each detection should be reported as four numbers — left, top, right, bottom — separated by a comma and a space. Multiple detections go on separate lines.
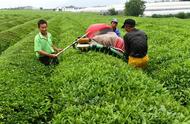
128, 55, 149, 68
39, 56, 59, 66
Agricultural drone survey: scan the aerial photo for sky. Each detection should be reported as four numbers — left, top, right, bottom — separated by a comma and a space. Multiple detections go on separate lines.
0, 0, 126, 9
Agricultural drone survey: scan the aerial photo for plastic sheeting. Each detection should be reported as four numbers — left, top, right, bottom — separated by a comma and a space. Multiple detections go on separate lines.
86, 23, 125, 52
86, 23, 112, 38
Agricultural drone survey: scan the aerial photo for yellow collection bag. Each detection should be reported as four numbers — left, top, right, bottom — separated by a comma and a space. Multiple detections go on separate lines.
128, 55, 149, 68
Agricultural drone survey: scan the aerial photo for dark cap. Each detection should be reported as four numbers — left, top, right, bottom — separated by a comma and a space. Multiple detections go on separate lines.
121, 19, 136, 28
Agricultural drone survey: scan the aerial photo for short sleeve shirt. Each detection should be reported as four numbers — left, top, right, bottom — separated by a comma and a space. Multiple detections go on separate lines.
34, 32, 55, 58
114, 28, 120, 37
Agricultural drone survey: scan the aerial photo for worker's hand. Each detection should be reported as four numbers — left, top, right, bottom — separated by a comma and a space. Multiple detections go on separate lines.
49, 54, 57, 58
57, 48, 62, 52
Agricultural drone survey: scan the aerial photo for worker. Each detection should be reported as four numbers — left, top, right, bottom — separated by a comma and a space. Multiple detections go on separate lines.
111, 18, 121, 37
34, 19, 62, 65
122, 19, 149, 68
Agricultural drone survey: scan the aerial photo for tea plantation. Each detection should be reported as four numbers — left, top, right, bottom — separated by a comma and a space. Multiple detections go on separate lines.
0, 10, 189, 123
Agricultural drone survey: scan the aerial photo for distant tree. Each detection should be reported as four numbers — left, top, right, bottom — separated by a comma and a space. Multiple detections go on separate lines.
124, 0, 145, 16
175, 12, 186, 19
40, 7, 43, 10
108, 8, 118, 15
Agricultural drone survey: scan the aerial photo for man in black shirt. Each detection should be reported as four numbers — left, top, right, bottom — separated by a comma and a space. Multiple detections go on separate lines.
122, 19, 149, 68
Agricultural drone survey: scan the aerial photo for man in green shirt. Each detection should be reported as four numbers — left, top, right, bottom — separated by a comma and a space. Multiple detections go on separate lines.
34, 19, 62, 65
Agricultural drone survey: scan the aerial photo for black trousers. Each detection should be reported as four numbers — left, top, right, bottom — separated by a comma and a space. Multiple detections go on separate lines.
39, 56, 59, 66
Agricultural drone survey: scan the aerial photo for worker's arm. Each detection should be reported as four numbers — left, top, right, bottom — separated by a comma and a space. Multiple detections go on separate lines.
145, 34, 148, 41
52, 44, 62, 53
123, 35, 130, 59
37, 50, 57, 58
116, 29, 121, 37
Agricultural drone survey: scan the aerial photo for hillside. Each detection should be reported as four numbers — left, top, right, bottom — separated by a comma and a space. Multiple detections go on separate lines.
0, 10, 190, 123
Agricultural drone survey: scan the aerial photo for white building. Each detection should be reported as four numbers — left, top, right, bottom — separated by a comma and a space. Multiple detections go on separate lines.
77, 1, 190, 16
144, 0, 180, 2
145, 1, 190, 16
